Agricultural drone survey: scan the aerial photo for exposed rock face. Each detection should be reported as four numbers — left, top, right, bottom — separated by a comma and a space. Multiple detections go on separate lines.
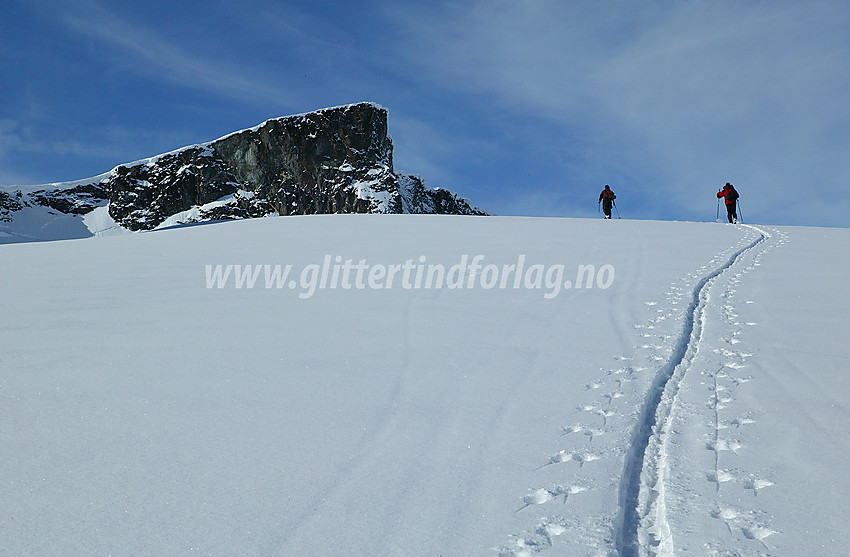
29, 184, 112, 216
0, 190, 24, 222
106, 146, 246, 230
0, 103, 487, 239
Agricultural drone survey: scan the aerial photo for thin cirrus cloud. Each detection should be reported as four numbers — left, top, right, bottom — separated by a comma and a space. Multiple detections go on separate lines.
54, 0, 303, 108
4, 0, 849, 226
384, 1, 850, 225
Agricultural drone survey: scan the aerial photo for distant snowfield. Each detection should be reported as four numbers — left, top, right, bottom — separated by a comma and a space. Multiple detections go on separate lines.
1, 215, 848, 556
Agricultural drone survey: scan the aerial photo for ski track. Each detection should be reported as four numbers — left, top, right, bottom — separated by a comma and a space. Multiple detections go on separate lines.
495, 225, 783, 557
697, 226, 788, 556
616, 224, 782, 557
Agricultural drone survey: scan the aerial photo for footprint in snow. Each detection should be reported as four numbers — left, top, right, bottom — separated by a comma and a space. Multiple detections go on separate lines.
743, 477, 774, 496
716, 394, 734, 409
710, 506, 739, 533
516, 488, 554, 511
561, 424, 584, 436
711, 506, 739, 522
538, 450, 573, 468
583, 428, 605, 442
535, 520, 566, 545
608, 366, 637, 380
706, 469, 736, 488
706, 439, 743, 454
728, 417, 756, 428
538, 450, 601, 469
561, 424, 606, 441
516, 485, 586, 511
571, 452, 601, 467
543, 449, 573, 466
726, 376, 751, 386
742, 525, 778, 548
595, 408, 616, 424
553, 484, 588, 502
603, 391, 623, 405
496, 519, 571, 555
497, 543, 533, 557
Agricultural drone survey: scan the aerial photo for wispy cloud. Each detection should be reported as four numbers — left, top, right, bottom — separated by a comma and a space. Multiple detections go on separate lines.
384, 1, 850, 224
4, 0, 848, 224
1, 119, 121, 160
388, 112, 497, 183
51, 0, 305, 109
0, 118, 203, 185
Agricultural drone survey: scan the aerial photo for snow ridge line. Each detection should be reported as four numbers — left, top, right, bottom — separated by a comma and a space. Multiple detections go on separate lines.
616, 226, 768, 557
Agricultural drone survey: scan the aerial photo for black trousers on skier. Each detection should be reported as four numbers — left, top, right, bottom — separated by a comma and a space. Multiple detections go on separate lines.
602, 200, 613, 219
725, 201, 737, 223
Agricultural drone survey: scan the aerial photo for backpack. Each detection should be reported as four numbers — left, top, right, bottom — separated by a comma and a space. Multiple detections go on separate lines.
727, 187, 739, 202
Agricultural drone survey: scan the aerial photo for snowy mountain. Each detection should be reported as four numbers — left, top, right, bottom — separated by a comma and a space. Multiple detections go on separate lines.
2, 215, 848, 556
0, 103, 486, 244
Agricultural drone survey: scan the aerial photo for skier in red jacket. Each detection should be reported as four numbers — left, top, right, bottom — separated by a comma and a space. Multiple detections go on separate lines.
599, 185, 616, 219
717, 182, 739, 223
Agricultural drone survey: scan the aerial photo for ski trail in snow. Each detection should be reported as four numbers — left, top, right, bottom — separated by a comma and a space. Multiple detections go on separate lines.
697, 226, 787, 554
495, 225, 778, 557
615, 225, 769, 557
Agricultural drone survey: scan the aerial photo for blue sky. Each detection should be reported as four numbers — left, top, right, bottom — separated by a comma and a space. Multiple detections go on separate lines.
2, 0, 849, 227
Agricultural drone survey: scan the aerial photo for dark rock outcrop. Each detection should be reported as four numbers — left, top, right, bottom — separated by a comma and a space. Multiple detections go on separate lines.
1, 103, 488, 239
0, 190, 25, 222
0, 103, 487, 238
105, 146, 244, 230
29, 183, 112, 215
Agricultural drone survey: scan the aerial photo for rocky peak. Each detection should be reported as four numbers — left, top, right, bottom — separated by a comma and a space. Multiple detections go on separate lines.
1, 102, 488, 242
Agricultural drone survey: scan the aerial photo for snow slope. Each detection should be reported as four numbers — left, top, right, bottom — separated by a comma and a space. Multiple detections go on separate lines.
1, 216, 847, 556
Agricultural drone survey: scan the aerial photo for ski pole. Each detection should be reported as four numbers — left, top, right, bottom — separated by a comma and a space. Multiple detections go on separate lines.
614, 202, 621, 219
737, 200, 743, 223
716, 198, 720, 222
